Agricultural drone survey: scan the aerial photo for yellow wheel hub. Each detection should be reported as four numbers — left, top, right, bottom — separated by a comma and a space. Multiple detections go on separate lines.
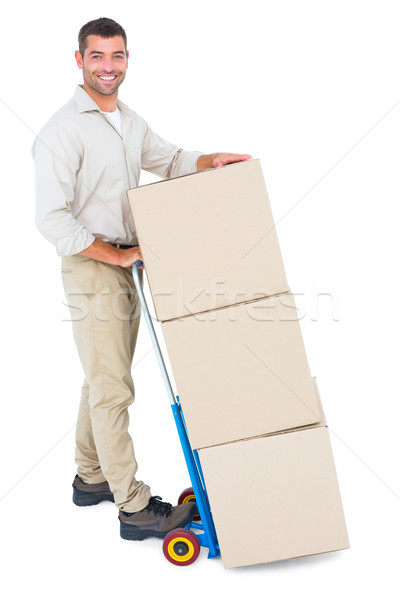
182, 495, 195, 504
167, 537, 195, 562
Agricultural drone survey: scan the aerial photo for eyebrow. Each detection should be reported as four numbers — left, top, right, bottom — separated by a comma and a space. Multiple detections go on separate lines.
88, 50, 125, 55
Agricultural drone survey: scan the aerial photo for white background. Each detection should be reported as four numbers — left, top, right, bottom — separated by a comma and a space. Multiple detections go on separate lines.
1, 0, 400, 597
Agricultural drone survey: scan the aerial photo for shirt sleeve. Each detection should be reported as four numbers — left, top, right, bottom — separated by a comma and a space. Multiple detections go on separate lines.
32, 123, 95, 256
140, 121, 203, 179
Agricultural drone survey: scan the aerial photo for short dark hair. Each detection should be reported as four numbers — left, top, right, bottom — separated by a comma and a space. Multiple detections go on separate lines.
78, 17, 127, 56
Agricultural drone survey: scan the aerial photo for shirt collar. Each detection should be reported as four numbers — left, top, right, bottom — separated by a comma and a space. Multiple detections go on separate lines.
74, 85, 100, 113
74, 85, 131, 117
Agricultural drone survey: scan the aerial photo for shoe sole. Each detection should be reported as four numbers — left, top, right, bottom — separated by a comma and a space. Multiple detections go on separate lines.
120, 524, 170, 541
73, 488, 115, 507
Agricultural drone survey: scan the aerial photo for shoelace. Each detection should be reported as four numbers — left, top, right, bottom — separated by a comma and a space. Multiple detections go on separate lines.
144, 496, 173, 518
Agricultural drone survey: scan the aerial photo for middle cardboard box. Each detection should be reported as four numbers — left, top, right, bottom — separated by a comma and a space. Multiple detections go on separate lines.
161, 292, 322, 449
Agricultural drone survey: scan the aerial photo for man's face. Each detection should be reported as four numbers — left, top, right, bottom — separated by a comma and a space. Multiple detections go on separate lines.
75, 35, 129, 97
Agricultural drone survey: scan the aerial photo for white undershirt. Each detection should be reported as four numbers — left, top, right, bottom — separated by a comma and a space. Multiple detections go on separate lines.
102, 107, 122, 136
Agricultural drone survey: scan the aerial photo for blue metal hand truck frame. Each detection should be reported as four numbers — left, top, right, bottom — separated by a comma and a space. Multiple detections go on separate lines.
132, 260, 220, 566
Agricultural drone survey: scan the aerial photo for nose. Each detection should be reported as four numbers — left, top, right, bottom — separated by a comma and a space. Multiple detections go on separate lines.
102, 57, 114, 73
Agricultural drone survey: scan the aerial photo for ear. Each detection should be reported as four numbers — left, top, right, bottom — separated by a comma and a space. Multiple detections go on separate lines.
126, 49, 129, 68
75, 50, 83, 70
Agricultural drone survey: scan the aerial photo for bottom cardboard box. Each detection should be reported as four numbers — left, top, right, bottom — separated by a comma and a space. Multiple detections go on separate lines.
198, 426, 349, 568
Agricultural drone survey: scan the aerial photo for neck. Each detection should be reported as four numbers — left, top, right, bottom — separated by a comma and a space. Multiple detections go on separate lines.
82, 83, 118, 112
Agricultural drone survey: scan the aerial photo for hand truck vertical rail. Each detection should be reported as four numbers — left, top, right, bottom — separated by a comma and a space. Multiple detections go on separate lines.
132, 260, 220, 565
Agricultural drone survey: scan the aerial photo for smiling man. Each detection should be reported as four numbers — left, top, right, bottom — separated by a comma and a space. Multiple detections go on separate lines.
33, 17, 251, 542
78, 41, 126, 97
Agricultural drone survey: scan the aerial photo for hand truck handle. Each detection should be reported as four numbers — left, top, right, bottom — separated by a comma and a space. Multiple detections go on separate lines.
132, 261, 177, 405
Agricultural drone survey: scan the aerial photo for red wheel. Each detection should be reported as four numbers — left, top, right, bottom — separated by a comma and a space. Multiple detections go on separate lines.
163, 528, 201, 566
178, 487, 200, 522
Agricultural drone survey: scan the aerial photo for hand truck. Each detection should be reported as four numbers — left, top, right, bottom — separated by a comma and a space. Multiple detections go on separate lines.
132, 260, 220, 566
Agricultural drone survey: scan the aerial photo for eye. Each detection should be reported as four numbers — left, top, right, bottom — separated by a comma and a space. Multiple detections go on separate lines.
115, 55, 124, 60
92, 55, 101, 60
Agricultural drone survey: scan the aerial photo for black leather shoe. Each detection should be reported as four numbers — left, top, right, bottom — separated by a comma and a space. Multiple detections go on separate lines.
72, 475, 115, 506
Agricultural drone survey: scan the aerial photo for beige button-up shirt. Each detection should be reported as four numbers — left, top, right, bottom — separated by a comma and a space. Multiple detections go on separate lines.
33, 85, 203, 256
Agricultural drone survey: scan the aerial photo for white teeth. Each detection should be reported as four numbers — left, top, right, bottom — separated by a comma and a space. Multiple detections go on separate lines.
99, 76, 116, 81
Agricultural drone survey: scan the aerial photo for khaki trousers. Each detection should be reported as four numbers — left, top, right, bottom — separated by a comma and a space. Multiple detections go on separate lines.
61, 254, 151, 512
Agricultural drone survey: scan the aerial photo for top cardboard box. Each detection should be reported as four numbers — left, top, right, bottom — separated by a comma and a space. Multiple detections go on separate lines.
127, 159, 289, 321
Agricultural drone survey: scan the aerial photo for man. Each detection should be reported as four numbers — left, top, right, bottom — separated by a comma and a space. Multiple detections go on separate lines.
33, 17, 251, 542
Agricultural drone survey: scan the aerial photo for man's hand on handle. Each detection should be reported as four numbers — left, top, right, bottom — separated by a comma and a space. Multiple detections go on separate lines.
78, 238, 144, 268
117, 246, 144, 268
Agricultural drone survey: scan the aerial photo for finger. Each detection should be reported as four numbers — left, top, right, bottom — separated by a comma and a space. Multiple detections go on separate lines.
214, 154, 252, 168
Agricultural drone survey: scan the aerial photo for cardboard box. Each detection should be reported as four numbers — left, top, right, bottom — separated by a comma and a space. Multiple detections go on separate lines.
127, 159, 288, 321
162, 293, 322, 449
198, 425, 349, 568
312, 375, 327, 425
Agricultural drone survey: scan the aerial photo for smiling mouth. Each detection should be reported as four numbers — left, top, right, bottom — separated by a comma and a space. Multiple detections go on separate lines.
98, 75, 117, 82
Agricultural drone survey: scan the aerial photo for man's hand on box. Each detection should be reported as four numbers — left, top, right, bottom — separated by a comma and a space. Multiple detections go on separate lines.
212, 153, 253, 168
197, 153, 252, 171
